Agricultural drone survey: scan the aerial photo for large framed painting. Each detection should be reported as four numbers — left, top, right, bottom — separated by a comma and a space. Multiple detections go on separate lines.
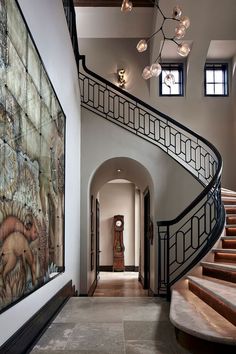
0, 0, 65, 313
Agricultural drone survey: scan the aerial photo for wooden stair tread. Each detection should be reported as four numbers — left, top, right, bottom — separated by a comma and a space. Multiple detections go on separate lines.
170, 289, 236, 344
222, 197, 236, 202
222, 236, 236, 240
201, 261, 236, 272
200, 274, 236, 288
225, 225, 236, 228
212, 248, 236, 254
187, 276, 236, 312
221, 188, 236, 196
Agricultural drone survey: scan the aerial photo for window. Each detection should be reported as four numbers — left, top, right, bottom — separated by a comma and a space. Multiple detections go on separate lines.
159, 63, 184, 96
204, 63, 228, 96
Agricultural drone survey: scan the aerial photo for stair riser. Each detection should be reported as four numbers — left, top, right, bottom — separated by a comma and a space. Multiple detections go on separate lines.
222, 240, 236, 249
225, 228, 236, 236
214, 253, 236, 262
188, 282, 236, 326
222, 193, 236, 198
225, 208, 236, 214
175, 328, 236, 354
202, 267, 236, 283
226, 216, 236, 224
223, 200, 236, 205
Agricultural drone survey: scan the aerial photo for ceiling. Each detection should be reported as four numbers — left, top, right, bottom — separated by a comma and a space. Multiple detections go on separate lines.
73, 0, 153, 6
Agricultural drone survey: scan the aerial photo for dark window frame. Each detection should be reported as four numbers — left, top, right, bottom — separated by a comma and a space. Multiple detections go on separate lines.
159, 63, 184, 97
204, 63, 229, 97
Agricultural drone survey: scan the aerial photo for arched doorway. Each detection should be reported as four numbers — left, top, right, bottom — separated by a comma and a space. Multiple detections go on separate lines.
89, 157, 154, 296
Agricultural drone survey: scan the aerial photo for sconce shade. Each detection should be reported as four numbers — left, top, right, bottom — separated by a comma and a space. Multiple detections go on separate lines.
164, 73, 175, 87
175, 24, 186, 39
150, 63, 162, 77
177, 42, 191, 57
142, 66, 152, 80
118, 69, 126, 87
136, 39, 148, 53
172, 5, 182, 19
180, 16, 190, 29
121, 0, 133, 12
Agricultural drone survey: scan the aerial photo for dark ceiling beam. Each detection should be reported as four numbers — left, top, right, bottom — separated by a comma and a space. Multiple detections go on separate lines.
73, 0, 153, 7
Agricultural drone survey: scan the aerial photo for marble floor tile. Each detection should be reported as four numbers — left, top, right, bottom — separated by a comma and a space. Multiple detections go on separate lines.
54, 302, 125, 323
125, 340, 175, 354
31, 323, 75, 351
124, 320, 174, 341
122, 302, 170, 322
30, 295, 190, 354
65, 322, 125, 353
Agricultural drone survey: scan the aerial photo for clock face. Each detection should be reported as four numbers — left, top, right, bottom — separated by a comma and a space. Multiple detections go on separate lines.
116, 220, 122, 227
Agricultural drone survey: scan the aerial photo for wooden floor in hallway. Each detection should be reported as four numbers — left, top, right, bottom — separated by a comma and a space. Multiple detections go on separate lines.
93, 271, 149, 297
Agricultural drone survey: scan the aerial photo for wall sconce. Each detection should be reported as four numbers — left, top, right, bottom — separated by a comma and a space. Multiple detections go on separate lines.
117, 69, 126, 88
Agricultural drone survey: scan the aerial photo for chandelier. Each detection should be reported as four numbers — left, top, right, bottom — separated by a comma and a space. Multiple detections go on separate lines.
121, 0, 191, 83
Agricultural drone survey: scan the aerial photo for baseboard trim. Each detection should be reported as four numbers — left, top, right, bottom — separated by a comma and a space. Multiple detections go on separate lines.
99, 265, 139, 272
0, 280, 75, 354
139, 273, 144, 288
88, 278, 97, 296
148, 287, 155, 297
126, 266, 139, 272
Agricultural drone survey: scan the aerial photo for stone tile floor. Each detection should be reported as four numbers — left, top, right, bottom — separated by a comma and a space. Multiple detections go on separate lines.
30, 297, 191, 354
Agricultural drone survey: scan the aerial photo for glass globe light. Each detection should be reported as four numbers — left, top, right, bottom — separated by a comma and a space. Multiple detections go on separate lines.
175, 24, 186, 39
177, 42, 191, 57
136, 39, 148, 53
172, 5, 182, 19
121, 0, 133, 12
142, 66, 152, 80
180, 16, 190, 29
164, 73, 175, 87
150, 63, 162, 77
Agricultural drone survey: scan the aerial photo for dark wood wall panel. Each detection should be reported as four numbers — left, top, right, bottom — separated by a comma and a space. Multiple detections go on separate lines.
0, 281, 75, 354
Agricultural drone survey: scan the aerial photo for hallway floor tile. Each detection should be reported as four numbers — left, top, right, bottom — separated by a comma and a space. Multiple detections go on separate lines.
31, 297, 191, 354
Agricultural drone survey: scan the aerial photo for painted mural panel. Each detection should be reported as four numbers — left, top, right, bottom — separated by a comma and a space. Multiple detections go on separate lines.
0, 0, 65, 313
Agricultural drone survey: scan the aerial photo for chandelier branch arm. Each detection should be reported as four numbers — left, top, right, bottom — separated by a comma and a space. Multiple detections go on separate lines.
153, 37, 165, 63
121, 0, 191, 81
147, 26, 162, 42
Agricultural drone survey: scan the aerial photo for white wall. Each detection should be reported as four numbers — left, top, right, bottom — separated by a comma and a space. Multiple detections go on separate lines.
80, 108, 202, 293
0, 0, 81, 345
99, 182, 137, 266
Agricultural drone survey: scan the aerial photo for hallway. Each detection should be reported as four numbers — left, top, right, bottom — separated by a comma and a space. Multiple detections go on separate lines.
30, 296, 190, 354
93, 272, 148, 297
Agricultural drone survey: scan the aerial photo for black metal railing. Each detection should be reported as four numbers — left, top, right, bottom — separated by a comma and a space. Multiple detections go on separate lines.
63, 0, 80, 66
78, 56, 225, 296
64, 2, 225, 297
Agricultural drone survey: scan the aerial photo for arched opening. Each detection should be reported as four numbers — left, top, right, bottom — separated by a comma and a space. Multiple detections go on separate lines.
89, 157, 154, 296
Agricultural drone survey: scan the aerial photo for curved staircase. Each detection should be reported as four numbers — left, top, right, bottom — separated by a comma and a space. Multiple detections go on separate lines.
56, 3, 236, 353
170, 188, 236, 353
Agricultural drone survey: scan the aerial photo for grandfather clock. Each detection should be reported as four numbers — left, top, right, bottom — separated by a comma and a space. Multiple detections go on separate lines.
113, 215, 125, 271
